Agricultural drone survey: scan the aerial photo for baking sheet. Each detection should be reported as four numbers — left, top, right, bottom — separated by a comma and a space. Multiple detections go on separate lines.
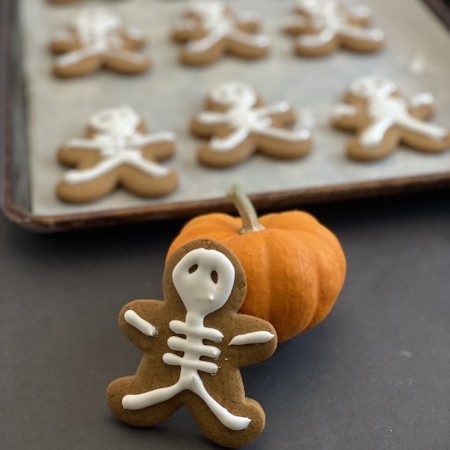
20, 0, 450, 216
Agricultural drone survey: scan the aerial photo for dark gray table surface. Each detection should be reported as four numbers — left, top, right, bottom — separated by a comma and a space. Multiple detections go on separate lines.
1, 189, 449, 450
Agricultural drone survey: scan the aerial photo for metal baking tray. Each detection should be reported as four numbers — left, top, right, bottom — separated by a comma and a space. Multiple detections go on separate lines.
1, 0, 450, 232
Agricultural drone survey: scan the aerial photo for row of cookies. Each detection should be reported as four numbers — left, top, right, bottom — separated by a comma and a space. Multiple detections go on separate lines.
56, 78, 450, 204
50, 1, 386, 77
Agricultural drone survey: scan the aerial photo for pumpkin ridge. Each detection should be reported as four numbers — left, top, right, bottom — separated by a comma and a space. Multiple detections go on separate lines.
282, 228, 344, 331
231, 231, 269, 322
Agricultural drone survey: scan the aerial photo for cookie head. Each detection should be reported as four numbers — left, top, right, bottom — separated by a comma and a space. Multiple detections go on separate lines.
89, 106, 141, 135
208, 81, 257, 109
350, 76, 397, 99
74, 7, 122, 36
165, 239, 247, 314
190, 0, 226, 17
172, 247, 236, 316
300, 0, 333, 12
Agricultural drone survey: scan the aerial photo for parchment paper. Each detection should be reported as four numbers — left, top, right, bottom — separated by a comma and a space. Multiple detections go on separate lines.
20, 0, 450, 215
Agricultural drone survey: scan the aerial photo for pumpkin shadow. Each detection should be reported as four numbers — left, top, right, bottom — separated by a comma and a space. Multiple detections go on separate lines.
241, 319, 340, 402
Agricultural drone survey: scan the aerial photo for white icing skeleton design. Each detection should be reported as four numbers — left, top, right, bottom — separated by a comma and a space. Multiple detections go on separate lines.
192, 81, 312, 167
332, 76, 450, 160
57, 106, 178, 202
172, 0, 270, 65
51, 8, 150, 77
121, 247, 274, 431
282, 0, 384, 55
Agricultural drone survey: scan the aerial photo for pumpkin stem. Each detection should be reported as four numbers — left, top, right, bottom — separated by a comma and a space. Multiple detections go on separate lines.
228, 185, 265, 234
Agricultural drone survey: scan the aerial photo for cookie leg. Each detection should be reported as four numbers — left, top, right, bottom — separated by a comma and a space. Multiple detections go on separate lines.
104, 50, 151, 74
107, 377, 182, 427
181, 38, 226, 65
188, 394, 266, 448
57, 171, 119, 203
198, 132, 255, 167
54, 49, 103, 77
401, 129, 450, 153
339, 27, 384, 53
294, 29, 340, 56
225, 31, 270, 59
399, 115, 450, 150
119, 166, 179, 198
190, 376, 250, 431
253, 128, 312, 159
347, 130, 400, 161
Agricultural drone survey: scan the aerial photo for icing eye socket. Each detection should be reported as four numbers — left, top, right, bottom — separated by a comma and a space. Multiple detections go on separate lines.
188, 264, 198, 274
210, 271, 218, 284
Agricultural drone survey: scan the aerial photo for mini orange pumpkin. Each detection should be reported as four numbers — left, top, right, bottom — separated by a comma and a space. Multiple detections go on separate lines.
167, 187, 346, 342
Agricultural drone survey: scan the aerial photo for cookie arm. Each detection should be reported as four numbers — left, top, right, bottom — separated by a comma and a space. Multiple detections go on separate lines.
256, 102, 297, 126
171, 18, 201, 42
408, 93, 434, 119
51, 30, 78, 53
119, 300, 165, 351
225, 314, 277, 368
281, 14, 310, 35
124, 310, 156, 337
191, 112, 228, 137
134, 132, 176, 161
331, 103, 361, 129
347, 5, 372, 25
123, 27, 147, 48
58, 140, 103, 170
236, 11, 261, 33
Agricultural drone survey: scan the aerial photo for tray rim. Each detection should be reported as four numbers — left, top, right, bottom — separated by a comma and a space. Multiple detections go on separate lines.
2, 0, 450, 233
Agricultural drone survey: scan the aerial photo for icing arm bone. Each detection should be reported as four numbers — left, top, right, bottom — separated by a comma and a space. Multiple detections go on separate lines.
124, 310, 157, 337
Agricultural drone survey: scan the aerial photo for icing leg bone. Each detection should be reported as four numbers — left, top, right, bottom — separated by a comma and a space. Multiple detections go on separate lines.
191, 81, 312, 167
57, 106, 178, 202
107, 239, 277, 448
282, 0, 384, 56
51, 8, 151, 77
172, 1, 270, 65
332, 76, 450, 161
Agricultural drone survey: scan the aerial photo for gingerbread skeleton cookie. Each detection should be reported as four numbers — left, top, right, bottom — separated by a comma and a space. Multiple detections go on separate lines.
191, 81, 312, 167
51, 8, 150, 77
107, 239, 277, 448
57, 106, 178, 203
282, 0, 384, 56
331, 76, 450, 161
172, 0, 270, 65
